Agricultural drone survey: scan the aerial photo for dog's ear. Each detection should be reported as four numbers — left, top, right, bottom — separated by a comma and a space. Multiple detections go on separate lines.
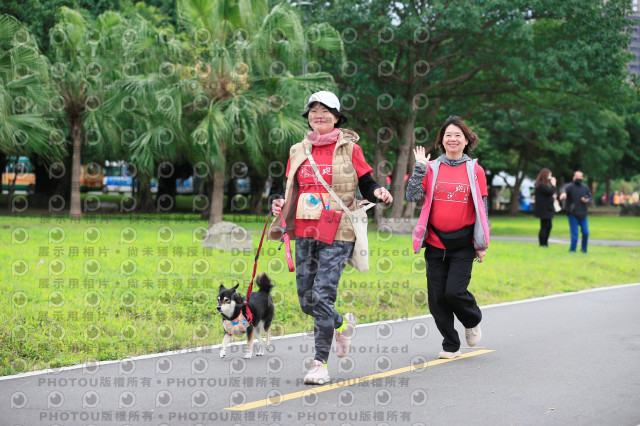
232, 283, 239, 292
219, 284, 226, 291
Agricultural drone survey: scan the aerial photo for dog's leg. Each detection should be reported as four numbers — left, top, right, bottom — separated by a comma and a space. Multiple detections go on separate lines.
220, 333, 231, 358
244, 327, 254, 359
265, 327, 272, 348
256, 323, 265, 356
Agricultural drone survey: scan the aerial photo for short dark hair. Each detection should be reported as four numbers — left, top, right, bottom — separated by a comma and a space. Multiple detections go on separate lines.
301, 102, 348, 128
435, 115, 478, 154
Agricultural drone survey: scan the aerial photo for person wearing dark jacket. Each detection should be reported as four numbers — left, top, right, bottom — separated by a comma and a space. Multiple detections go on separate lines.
559, 170, 591, 253
533, 168, 556, 247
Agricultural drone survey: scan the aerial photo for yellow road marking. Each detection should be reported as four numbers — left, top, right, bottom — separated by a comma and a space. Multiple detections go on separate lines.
225, 349, 494, 411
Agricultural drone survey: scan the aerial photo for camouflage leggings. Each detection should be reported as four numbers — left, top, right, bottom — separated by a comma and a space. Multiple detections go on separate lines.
295, 237, 354, 363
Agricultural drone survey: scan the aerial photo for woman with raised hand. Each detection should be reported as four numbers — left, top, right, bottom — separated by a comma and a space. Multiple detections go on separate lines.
406, 115, 489, 360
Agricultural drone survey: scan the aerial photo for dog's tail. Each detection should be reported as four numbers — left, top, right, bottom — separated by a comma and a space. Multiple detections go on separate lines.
256, 272, 274, 293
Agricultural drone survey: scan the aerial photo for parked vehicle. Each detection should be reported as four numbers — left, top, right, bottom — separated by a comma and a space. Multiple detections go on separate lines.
80, 162, 104, 192
102, 161, 157, 194
175, 175, 251, 196
2, 156, 104, 193
2, 156, 35, 194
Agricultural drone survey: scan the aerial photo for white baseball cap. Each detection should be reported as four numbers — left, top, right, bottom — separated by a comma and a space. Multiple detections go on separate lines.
303, 91, 341, 113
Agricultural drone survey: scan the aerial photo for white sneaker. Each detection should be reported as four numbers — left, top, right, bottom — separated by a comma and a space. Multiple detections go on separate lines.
333, 312, 357, 358
304, 360, 330, 385
465, 325, 481, 347
438, 350, 461, 359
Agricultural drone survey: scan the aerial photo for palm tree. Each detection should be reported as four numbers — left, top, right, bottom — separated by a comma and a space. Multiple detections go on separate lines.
103, 14, 185, 212
0, 14, 64, 201
49, 8, 128, 219
177, 0, 343, 226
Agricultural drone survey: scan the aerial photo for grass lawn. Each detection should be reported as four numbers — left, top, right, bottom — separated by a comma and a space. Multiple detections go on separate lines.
1, 212, 639, 375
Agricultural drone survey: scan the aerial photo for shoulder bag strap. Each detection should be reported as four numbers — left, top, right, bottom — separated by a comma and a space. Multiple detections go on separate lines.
304, 148, 374, 218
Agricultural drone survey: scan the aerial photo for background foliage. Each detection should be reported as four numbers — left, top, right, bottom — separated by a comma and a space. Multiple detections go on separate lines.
0, 0, 638, 220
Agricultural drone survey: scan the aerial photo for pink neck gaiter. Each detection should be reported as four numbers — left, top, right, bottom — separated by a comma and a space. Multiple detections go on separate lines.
307, 128, 340, 147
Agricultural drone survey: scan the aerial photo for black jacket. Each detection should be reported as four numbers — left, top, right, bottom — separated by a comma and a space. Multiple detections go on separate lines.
563, 181, 591, 219
534, 183, 556, 219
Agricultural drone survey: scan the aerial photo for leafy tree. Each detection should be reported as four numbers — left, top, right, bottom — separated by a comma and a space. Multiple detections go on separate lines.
472, 1, 633, 213
0, 14, 64, 200
49, 7, 131, 219
104, 12, 186, 212
310, 0, 633, 217
177, 0, 342, 226
0, 0, 124, 55
619, 95, 640, 182
120, 0, 177, 28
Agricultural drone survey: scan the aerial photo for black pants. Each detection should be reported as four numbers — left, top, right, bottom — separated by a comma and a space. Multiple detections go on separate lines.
538, 218, 552, 246
425, 244, 482, 352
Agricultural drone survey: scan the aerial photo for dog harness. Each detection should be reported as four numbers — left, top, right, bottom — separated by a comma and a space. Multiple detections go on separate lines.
223, 313, 249, 335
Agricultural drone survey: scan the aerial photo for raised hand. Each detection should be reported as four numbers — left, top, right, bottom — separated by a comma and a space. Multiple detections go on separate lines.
413, 146, 431, 166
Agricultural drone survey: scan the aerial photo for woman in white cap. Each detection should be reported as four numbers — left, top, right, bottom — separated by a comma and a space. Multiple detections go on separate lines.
268, 90, 393, 384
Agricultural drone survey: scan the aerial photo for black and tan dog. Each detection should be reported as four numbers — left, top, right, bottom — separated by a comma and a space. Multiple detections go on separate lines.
217, 272, 275, 359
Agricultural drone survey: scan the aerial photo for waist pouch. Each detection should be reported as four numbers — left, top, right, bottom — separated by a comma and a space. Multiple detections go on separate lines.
316, 208, 343, 245
431, 224, 474, 250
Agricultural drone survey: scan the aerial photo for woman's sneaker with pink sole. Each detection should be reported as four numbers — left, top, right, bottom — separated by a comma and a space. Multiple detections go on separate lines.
304, 360, 330, 385
438, 350, 461, 359
333, 313, 357, 358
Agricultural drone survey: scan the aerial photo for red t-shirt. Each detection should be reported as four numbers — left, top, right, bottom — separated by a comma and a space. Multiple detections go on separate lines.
287, 143, 372, 238
424, 163, 487, 249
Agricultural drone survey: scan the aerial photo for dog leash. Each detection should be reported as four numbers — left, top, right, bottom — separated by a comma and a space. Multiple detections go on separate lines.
243, 212, 271, 324
278, 214, 295, 273
242, 209, 294, 324
246, 211, 272, 301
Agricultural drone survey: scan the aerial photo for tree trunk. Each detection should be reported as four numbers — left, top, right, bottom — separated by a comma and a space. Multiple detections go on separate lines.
484, 169, 493, 213
389, 116, 417, 217
69, 121, 82, 220
508, 170, 528, 215
402, 144, 416, 218
361, 122, 387, 224
200, 176, 213, 220
373, 143, 387, 223
136, 175, 154, 212
249, 173, 264, 215
209, 167, 224, 226
508, 183, 520, 215
157, 175, 177, 210
508, 144, 532, 215
604, 178, 611, 206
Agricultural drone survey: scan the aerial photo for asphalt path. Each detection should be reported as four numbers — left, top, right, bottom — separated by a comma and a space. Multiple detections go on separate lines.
2, 284, 639, 426
491, 236, 640, 247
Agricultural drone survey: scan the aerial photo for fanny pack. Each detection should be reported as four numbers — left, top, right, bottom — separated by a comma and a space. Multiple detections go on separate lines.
430, 224, 474, 250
